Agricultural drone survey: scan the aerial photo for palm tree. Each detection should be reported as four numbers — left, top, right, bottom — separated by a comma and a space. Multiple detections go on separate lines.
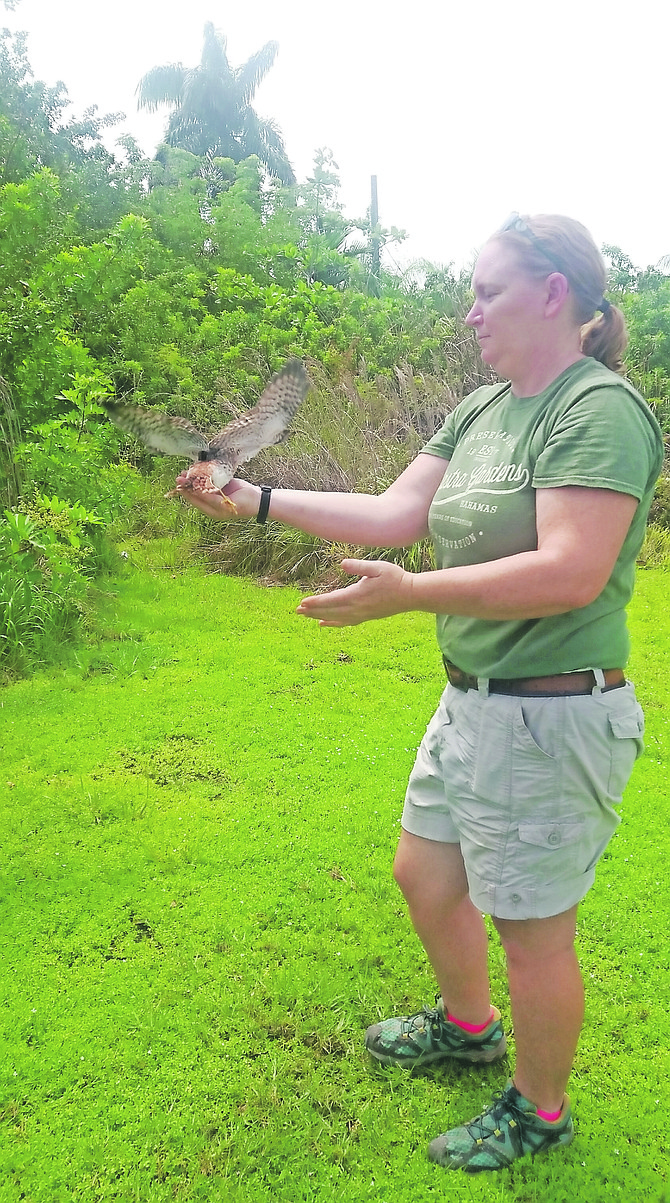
136, 23, 295, 184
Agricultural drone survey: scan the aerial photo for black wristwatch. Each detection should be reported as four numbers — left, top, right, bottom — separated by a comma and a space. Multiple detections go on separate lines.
256, 486, 272, 524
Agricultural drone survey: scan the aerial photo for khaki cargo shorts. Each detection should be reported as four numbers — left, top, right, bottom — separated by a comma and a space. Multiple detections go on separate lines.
401, 681, 645, 920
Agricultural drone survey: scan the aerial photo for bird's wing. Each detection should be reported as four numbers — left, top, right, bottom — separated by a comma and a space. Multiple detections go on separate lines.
103, 402, 210, 457
208, 359, 308, 469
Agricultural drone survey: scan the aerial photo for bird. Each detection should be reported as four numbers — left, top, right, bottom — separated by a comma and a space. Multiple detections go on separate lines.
103, 359, 308, 512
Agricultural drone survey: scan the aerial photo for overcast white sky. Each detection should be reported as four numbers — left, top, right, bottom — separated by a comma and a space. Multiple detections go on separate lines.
4, 0, 669, 273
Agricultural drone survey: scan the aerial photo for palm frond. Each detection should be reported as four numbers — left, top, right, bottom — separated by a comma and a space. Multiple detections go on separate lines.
164, 111, 207, 151
244, 112, 295, 184
339, 239, 368, 259
136, 63, 186, 112
235, 41, 279, 105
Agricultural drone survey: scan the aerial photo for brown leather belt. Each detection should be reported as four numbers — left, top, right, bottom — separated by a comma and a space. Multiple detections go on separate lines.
443, 658, 626, 697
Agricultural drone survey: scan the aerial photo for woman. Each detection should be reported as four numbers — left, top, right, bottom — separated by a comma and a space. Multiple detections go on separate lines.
176, 214, 663, 1173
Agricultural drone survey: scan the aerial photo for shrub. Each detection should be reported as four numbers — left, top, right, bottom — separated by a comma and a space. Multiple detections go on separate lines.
15, 371, 142, 523
19, 494, 106, 576
0, 508, 90, 676
649, 475, 670, 529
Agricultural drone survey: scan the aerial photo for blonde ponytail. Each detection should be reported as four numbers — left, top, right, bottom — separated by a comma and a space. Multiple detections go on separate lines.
581, 304, 628, 374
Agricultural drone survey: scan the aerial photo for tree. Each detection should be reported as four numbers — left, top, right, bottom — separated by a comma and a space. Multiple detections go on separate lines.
298, 148, 344, 237
602, 244, 669, 297
0, 29, 123, 186
136, 23, 295, 185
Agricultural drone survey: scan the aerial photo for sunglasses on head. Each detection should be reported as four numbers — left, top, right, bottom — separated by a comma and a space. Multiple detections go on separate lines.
499, 213, 565, 274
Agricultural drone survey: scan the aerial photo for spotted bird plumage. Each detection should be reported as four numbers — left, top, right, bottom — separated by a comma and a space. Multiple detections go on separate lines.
103, 359, 308, 510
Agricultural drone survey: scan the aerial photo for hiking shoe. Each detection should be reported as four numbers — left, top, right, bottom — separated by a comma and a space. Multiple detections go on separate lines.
364, 997, 506, 1068
428, 1081, 574, 1173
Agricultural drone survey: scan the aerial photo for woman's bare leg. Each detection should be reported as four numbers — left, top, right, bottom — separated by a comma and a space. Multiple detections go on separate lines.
493, 905, 583, 1112
393, 830, 492, 1024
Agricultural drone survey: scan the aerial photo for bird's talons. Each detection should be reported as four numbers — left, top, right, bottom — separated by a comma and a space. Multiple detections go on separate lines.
165, 482, 238, 513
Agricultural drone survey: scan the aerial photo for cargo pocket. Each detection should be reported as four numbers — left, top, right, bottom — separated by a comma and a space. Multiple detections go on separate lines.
515, 818, 585, 887
517, 819, 584, 851
608, 705, 645, 799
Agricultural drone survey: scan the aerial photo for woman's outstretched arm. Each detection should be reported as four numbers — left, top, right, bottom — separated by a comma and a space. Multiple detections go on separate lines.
174, 452, 449, 549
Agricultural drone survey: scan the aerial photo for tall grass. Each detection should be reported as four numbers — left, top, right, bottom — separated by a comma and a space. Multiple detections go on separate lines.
0, 567, 85, 679
200, 522, 434, 587
110, 359, 455, 582
212, 358, 459, 494
196, 359, 453, 580
0, 376, 22, 509
638, 521, 670, 569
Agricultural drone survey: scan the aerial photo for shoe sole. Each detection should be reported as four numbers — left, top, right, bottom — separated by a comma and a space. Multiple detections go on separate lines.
367, 1031, 507, 1068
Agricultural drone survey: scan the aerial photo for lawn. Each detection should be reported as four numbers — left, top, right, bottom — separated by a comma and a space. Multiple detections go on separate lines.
1, 564, 669, 1202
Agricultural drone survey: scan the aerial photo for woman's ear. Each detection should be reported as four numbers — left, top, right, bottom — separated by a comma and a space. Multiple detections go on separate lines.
545, 271, 570, 316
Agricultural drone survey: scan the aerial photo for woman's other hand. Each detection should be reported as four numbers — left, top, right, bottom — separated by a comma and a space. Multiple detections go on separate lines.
296, 559, 414, 627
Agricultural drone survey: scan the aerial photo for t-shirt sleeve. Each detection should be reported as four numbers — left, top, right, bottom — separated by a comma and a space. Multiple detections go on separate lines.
532, 386, 662, 500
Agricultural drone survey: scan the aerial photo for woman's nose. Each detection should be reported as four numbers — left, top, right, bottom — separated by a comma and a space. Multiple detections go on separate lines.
465, 303, 481, 327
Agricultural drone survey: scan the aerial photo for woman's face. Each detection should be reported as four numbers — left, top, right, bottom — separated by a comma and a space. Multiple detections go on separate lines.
465, 239, 557, 381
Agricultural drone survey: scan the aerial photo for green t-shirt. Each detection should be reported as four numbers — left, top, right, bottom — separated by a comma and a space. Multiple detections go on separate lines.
422, 357, 664, 678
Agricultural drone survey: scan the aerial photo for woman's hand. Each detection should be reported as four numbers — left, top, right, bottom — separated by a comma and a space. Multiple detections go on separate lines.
296, 559, 415, 627
172, 475, 261, 521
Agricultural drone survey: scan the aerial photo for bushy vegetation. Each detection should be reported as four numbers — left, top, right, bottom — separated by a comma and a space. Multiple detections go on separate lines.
1, 27, 669, 677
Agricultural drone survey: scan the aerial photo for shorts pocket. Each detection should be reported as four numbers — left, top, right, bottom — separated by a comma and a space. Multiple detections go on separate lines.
608, 708, 644, 741
608, 704, 645, 798
512, 817, 587, 891
505, 700, 562, 807
517, 819, 584, 850
517, 700, 560, 760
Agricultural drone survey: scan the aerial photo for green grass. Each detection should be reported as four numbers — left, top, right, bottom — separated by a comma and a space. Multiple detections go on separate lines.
1, 565, 669, 1201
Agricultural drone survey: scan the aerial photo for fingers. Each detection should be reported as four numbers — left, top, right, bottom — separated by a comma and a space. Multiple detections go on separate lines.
294, 561, 369, 618
168, 477, 259, 520
172, 488, 232, 519
295, 579, 360, 622
338, 558, 375, 576
296, 559, 412, 627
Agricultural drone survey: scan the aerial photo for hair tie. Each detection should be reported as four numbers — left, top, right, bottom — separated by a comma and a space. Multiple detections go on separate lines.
598, 298, 611, 314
